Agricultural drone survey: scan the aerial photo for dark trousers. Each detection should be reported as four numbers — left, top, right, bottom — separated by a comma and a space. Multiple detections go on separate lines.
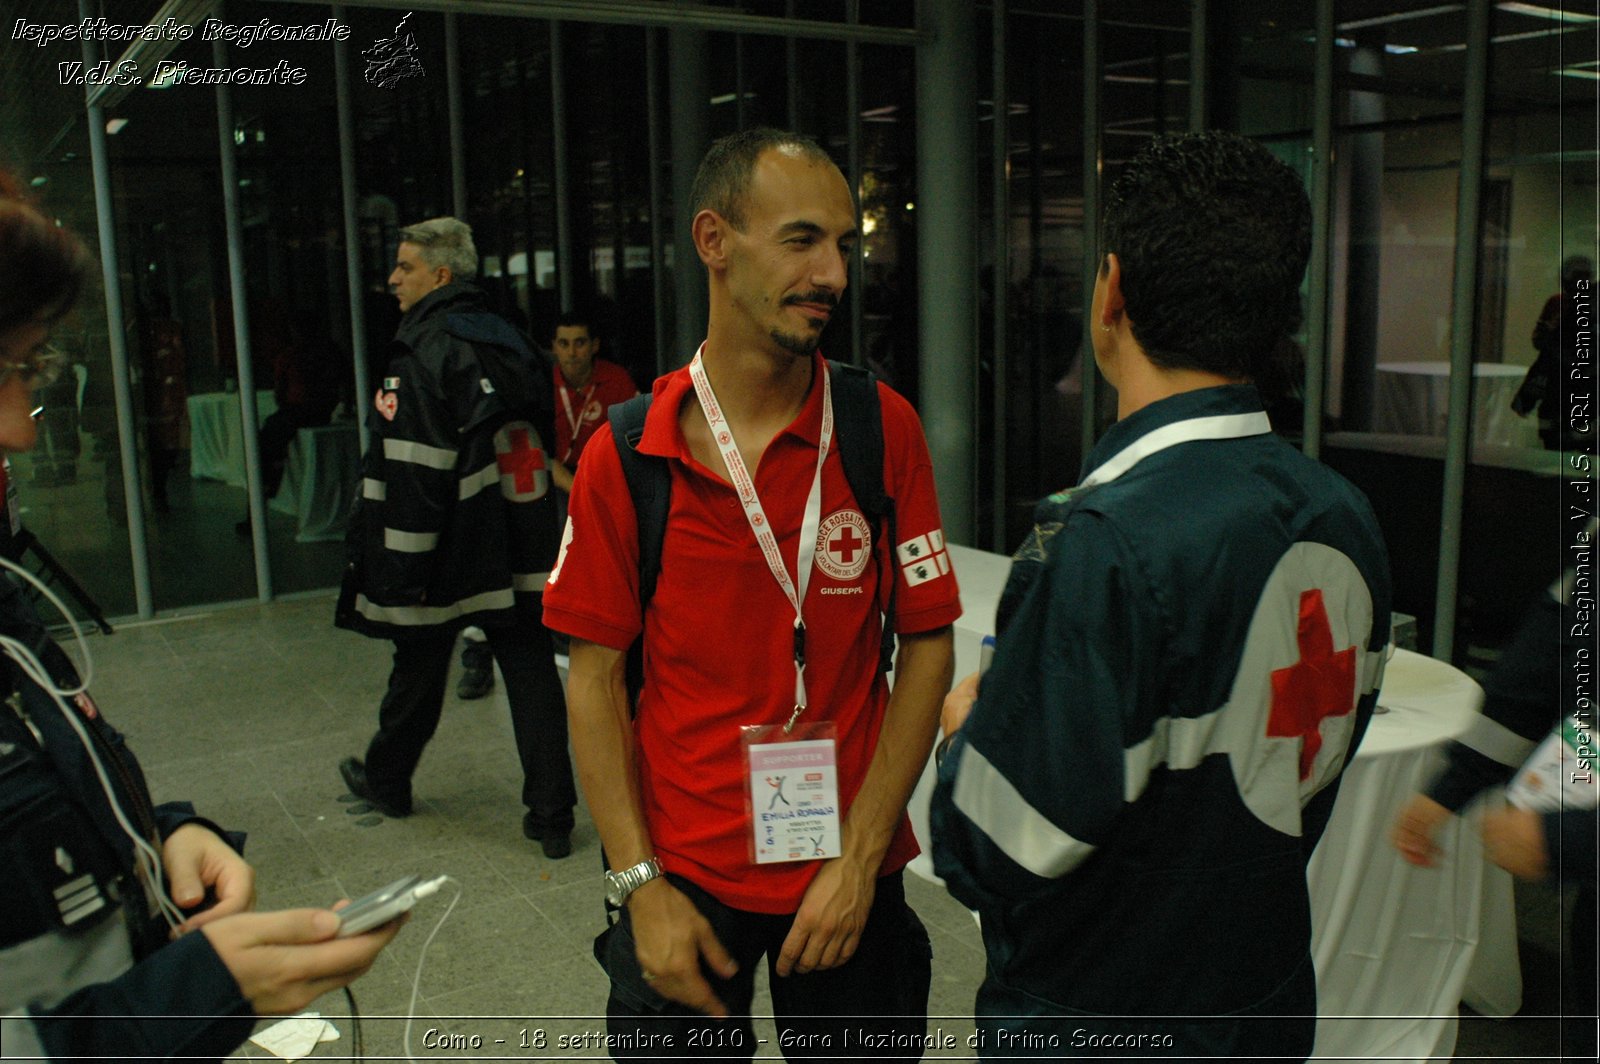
974, 951, 1317, 1062
598, 871, 933, 1062
363, 618, 576, 832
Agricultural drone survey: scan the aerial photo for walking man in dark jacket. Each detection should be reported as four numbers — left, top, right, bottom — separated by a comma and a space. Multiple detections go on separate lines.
335, 216, 577, 858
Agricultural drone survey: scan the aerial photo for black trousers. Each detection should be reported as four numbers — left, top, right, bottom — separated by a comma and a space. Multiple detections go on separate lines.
363, 618, 576, 832
598, 871, 933, 1062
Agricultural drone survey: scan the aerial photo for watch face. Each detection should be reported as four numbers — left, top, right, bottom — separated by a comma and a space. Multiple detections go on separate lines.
604, 873, 623, 907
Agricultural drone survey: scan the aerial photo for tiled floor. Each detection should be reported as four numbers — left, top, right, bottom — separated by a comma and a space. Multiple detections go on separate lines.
82, 594, 986, 1061
72, 595, 1586, 1062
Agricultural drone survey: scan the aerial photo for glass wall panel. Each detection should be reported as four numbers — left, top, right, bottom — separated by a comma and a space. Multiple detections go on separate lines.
0, 28, 137, 619
1227, 2, 1316, 439
458, 16, 554, 338
1455, 3, 1596, 652
990, 3, 1086, 550
563, 23, 653, 387
1311, 2, 1471, 654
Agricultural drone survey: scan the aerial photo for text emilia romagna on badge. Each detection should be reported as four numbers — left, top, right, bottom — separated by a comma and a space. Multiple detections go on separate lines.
13, 17, 353, 88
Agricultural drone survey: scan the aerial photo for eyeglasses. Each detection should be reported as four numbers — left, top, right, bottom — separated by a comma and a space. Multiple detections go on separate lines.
0, 343, 65, 388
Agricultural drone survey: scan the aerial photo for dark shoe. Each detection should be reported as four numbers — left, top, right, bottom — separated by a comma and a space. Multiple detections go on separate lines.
456, 664, 494, 700
339, 756, 412, 818
522, 813, 572, 859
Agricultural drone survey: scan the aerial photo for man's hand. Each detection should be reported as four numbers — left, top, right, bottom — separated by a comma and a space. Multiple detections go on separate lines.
200, 908, 404, 1016
1390, 794, 1453, 867
1482, 806, 1550, 881
775, 856, 874, 979
627, 880, 738, 1017
940, 671, 981, 740
162, 823, 256, 934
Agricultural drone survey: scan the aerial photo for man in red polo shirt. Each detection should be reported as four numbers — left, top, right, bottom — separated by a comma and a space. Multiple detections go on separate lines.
548, 311, 638, 493
544, 128, 959, 1055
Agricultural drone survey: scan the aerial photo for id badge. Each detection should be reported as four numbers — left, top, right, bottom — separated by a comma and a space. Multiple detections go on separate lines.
742, 722, 841, 864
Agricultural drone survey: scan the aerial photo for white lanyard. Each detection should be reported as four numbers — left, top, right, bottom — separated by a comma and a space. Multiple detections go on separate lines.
557, 379, 596, 461
689, 349, 832, 731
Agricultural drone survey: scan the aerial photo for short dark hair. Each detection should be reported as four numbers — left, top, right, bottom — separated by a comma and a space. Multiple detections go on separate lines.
1101, 131, 1311, 385
553, 310, 595, 339
690, 127, 836, 230
0, 179, 93, 336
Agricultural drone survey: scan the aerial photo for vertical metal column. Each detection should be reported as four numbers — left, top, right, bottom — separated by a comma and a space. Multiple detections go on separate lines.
214, 35, 272, 601
1304, 0, 1334, 460
847, 0, 864, 367
551, 21, 575, 314
786, 0, 801, 130
1433, 0, 1491, 661
645, 28, 669, 377
991, 0, 1009, 549
334, 8, 372, 456
1188, 0, 1207, 132
916, 0, 977, 543
78, 0, 152, 618
1081, 0, 1102, 461
670, 26, 711, 365
446, 13, 467, 219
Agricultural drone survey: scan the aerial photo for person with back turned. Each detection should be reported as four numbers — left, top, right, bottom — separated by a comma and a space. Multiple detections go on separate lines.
335, 216, 577, 859
932, 132, 1393, 1059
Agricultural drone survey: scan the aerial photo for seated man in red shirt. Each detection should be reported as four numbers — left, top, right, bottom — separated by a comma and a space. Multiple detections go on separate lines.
544, 128, 959, 1056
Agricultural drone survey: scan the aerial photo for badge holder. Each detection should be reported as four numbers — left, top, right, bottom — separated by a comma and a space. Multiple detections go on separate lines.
742, 721, 842, 865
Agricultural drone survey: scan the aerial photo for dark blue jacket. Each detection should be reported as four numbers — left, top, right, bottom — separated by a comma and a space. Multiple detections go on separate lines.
932, 385, 1392, 1055
0, 575, 254, 1059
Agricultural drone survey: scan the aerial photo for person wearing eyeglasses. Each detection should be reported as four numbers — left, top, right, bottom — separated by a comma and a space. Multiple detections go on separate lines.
0, 180, 404, 1062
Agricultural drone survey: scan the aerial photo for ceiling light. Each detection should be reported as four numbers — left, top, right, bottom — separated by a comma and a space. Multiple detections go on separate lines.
1339, 4, 1463, 31
1497, 2, 1599, 23
105, 118, 128, 135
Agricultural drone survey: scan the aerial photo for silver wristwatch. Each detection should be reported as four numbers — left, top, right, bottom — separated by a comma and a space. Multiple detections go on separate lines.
604, 858, 663, 907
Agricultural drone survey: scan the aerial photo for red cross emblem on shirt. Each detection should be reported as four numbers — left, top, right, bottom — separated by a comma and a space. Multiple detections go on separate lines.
497, 427, 546, 494
829, 525, 864, 564
1267, 588, 1357, 781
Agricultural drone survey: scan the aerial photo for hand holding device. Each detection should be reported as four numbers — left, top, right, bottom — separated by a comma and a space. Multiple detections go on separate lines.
335, 874, 448, 937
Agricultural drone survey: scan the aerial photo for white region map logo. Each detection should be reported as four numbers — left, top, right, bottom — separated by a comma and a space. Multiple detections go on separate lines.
815, 509, 872, 582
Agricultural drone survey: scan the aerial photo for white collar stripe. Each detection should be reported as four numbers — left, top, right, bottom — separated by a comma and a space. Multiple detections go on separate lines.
1082, 412, 1271, 489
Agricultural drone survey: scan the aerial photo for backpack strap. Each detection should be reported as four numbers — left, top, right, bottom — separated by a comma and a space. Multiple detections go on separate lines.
607, 394, 668, 713
825, 360, 898, 676
608, 394, 669, 610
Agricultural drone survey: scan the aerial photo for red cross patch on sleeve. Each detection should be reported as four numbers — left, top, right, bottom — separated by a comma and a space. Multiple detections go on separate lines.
495, 421, 549, 501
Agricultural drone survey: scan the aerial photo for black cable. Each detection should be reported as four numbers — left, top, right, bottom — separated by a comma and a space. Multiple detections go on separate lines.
344, 985, 363, 1059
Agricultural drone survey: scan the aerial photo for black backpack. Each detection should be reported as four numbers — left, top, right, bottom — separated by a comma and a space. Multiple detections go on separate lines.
606, 359, 899, 707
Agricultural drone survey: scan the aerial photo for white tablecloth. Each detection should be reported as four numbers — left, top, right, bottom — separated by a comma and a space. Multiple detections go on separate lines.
1374, 361, 1538, 449
187, 390, 277, 486
269, 423, 361, 542
190, 392, 358, 542
1309, 649, 1520, 1061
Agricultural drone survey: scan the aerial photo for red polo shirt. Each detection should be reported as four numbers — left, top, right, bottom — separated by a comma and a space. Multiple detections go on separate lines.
544, 353, 962, 913
553, 359, 639, 466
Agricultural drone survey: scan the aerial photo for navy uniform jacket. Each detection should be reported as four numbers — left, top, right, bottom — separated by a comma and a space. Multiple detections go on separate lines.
1426, 562, 1596, 881
337, 283, 561, 638
0, 576, 254, 1059
932, 384, 1392, 1053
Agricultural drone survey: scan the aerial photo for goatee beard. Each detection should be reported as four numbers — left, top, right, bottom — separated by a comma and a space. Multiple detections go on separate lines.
769, 327, 818, 357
